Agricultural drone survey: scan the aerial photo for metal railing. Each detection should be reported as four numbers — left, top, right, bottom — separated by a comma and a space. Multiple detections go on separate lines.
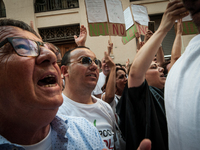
35, 0, 79, 13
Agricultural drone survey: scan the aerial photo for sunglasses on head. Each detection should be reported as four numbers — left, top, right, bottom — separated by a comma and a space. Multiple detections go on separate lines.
68, 56, 100, 68
0, 37, 61, 62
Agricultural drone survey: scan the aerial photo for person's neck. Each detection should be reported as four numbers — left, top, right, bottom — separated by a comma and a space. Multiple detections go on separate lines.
115, 89, 123, 96
63, 87, 94, 104
103, 70, 109, 76
0, 119, 50, 145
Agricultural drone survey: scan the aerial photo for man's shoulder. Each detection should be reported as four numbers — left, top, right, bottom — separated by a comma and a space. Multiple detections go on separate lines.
54, 115, 98, 132
53, 115, 106, 149
92, 95, 114, 114
56, 114, 89, 124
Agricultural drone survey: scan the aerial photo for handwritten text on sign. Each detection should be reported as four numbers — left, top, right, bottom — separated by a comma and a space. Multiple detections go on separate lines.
122, 24, 148, 44
89, 23, 126, 36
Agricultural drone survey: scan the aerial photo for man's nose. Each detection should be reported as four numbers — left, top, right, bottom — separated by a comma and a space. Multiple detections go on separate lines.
89, 61, 98, 70
158, 66, 164, 72
36, 46, 57, 65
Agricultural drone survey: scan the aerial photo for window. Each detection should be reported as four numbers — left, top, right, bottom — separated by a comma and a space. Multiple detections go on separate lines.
149, 14, 176, 55
38, 24, 80, 42
35, 0, 79, 13
0, 0, 6, 18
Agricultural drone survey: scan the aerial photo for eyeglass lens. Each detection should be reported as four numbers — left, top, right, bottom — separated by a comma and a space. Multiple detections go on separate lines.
12, 38, 39, 57
11, 38, 61, 61
81, 57, 99, 67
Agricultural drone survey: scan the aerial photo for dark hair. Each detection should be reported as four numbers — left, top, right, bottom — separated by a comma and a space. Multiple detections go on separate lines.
61, 46, 90, 66
115, 63, 122, 68
162, 59, 171, 75
101, 67, 126, 92
0, 19, 40, 38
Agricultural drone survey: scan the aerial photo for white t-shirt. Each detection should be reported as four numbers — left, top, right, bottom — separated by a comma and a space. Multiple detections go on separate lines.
58, 93, 115, 150
92, 72, 107, 95
21, 126, 52, 150
165, 34, 200, 150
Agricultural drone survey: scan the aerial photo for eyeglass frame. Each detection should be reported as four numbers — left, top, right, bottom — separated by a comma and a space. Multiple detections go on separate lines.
67, 56, 100, 68
0, 37, 61, 60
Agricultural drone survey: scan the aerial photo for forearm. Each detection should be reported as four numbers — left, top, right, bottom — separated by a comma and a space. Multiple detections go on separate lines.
129, 28, 168, 88
104, 66, 116, 104
156, 46, 165, 66
170, 34, 182, 66
136, 38, 140, 50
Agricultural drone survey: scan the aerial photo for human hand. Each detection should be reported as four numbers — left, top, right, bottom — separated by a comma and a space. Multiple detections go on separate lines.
74, 25, 87, 46
135, 32, 141, 39
137, 41, 145, 52
30, 21, 34, 29
137, 139, 151, 150
158, 0, 188, 33
144, 30, 153, 43
107, 40, 113, 56
104, 51, 115, 68
177, 19, 183, 35
126, 59, 130, 68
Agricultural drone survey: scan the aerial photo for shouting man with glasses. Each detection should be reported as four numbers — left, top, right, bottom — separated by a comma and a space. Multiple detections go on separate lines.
58, 44, 116, 149
0, 19, 108, 150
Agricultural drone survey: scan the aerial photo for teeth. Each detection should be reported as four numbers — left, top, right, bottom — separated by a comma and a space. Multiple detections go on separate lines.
43, 84, 56, 87
44, 75, 55, 78
90, 74, 95, 77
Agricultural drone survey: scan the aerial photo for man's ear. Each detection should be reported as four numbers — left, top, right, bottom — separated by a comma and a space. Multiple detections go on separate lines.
61, 65, 69, 78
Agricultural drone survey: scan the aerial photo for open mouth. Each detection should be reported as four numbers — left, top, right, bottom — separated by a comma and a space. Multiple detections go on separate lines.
38, 75, 57, 87
160, 74, 165, 77
88, 74, 96, 77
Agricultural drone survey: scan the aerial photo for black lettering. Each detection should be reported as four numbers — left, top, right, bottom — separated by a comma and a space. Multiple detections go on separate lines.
99, 130, 102, 136
107, 130, 112, 136
103, 130, 108, 137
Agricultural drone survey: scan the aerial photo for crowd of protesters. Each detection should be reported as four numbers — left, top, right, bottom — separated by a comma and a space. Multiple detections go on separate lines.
0, 0, 199, 150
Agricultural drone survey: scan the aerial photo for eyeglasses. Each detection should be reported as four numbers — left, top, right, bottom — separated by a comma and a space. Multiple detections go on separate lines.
68, 56, 100, 68
0, 37, 61, 62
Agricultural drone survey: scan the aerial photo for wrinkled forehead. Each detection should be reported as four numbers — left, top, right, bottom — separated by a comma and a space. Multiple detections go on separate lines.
70, 48, 96, 60
0, 26, 42, 42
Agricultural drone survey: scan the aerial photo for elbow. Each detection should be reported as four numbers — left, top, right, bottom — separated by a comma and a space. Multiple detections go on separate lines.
173, 56, 180, 62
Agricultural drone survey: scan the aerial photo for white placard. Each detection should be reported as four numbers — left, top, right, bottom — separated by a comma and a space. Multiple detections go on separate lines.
131, 4, 149, 26
175, 13, 192, 22
182, 13, 192, 22
85, 0, 108, 23
105, 0, 125, 24
124, 7, 134, 30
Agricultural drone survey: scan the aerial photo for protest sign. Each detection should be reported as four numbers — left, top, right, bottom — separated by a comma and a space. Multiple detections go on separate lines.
175, 14, 198, 35
85, 0, 126, 36
122, 5, 149, 44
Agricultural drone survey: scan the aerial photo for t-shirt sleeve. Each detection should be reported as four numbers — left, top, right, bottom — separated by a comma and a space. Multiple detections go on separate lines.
92, 84, 103, 95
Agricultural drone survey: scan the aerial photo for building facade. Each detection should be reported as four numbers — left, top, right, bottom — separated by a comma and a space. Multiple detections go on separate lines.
1, 0, 195, 65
